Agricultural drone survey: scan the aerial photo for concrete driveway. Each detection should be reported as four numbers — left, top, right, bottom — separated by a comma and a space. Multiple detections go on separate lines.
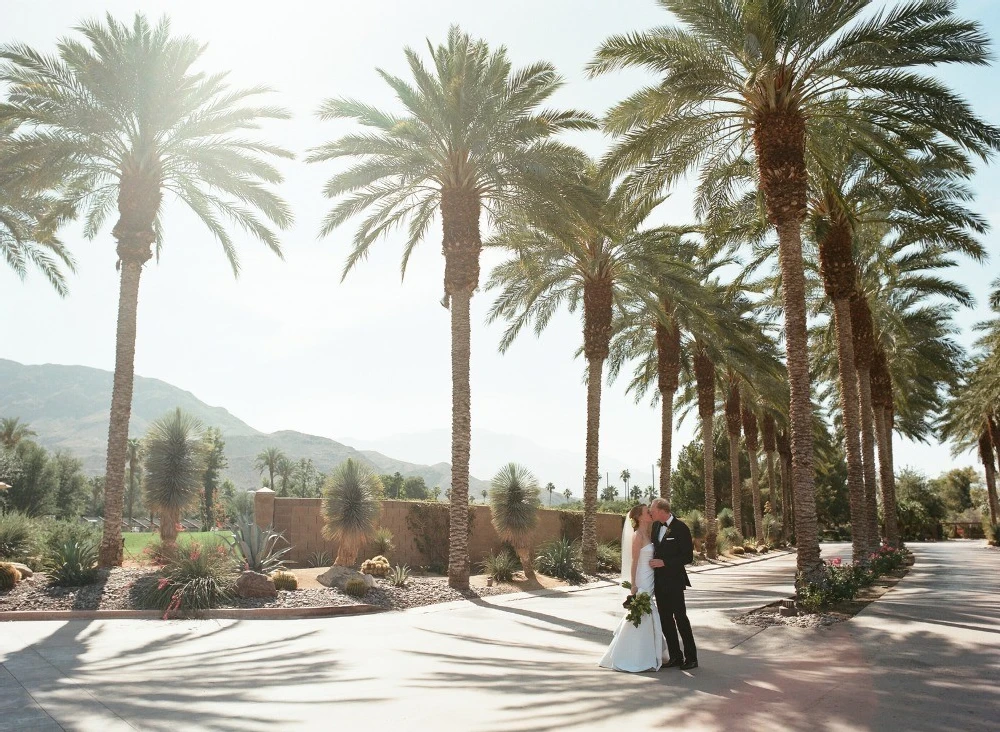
1, 541, 996, 731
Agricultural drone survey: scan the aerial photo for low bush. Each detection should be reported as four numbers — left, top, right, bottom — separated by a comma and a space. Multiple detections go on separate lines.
0, 562, 21, 590
344, 577, 368, 598
716, 507, 734, 530
535, 538, 583, 583
0, 512, 36, 563
225, 516, 291, 574
717, 526, 741, 554
797, 545, 909, 612
138, 541, 236, 617
48, 540, 99, 586
271, 571, 298, 591
742, 541, 758, 555
37, 519, 101, 563
682, 510, 706, 541
596, 542, 622, 573
306, 550, 333, 568
481, 551, 517, 582
370, 527, 395, 557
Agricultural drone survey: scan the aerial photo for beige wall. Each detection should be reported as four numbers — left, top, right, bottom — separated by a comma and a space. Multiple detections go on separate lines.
254, 490, 625, 568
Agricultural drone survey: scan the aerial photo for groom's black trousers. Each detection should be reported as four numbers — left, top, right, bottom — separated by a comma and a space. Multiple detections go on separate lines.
655, 584, 697, 663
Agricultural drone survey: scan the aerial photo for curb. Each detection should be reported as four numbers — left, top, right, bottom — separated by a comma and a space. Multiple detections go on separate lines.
0, 603, 385, 622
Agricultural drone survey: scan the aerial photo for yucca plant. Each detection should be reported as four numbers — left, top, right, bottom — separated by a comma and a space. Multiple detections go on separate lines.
143, 409, 206, 546
48, 540, 99, 586
306, 550, 333, 568
369, 527, 395, 558
389, 564, 411, 588
322, 459, 381, 566
488, 463, 541, 580
481, 551, 518, 583
535, 538, 583, 583
225, 515, 291, 574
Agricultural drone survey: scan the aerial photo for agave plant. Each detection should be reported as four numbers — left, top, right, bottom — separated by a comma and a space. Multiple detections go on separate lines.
322, 459, 381, 566
224, 515, 291, 574
48, 540, 99, 586
488, 463, 541, 580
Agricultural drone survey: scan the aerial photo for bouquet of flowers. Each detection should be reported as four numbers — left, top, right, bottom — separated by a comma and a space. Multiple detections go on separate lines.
620, 581, 653, 627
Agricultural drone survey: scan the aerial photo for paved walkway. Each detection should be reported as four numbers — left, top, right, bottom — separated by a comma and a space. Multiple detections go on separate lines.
1, 542, 997, 731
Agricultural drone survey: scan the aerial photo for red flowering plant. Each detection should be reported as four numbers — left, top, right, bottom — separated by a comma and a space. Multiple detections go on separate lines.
138, 540, 237, 618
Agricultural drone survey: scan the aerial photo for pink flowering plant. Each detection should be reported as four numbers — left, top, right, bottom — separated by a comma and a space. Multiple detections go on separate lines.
137, 540, 237, 618
797, 543, 909, 613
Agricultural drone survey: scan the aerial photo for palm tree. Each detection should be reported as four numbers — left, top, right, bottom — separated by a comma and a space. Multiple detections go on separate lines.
487, 166, 697, 573
693, 341, 718, 557
545, 482, 556, 507
0, 14, 293, 566
741, 404, 764, 542
563, 488, 572, 502
322, 459, 382, 567
589, 0, 1000, 582
0, 123, 75, 294
619, 469, 631, 496
125, 437, 143, 527
0, 417, 35, 449
254, 447, 286, 492
275, 456, 294, 497
489, 463, 541, 581
723, 372, 745, 541
143, 409, 206, 546
309, 27, 594, 589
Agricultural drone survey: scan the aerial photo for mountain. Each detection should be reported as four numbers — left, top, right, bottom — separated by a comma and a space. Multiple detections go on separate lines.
347, 428, 640, 504
0, 359, 489, 496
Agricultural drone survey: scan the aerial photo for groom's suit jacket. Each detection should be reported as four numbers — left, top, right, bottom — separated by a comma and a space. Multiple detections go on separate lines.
651, 518, 694, 590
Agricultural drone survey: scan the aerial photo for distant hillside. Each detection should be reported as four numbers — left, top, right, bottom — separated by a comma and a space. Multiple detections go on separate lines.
0, 359, 489, 497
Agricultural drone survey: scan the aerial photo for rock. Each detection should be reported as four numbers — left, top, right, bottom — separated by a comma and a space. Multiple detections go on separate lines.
236, 570, 277, 599
316, 565, 375, 591
9, 562, 33, 579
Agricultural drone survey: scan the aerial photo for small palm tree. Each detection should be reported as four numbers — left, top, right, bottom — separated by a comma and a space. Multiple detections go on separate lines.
0, 14, 293, 566
254, 447, 286, 492
322, 459, 382, 566
143, 409, 206, 546
489, 463, 541, 581
310, 27, 594, 590
0, 417, 35, 449
275, 456, 294, 496
545, 482, 555, 506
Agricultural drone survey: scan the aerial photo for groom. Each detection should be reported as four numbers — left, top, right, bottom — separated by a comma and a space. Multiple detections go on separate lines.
649, 498, 698, 670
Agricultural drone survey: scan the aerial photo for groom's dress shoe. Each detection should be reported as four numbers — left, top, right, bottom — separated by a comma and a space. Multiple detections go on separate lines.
663, 658, 683, 669
680, 659, 699, 671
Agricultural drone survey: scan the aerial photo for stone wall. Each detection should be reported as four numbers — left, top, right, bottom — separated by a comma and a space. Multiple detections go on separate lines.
254, 489, 625, 568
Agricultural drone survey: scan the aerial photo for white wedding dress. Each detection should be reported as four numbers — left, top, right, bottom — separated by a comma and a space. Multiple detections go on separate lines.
599, 542, 666, 672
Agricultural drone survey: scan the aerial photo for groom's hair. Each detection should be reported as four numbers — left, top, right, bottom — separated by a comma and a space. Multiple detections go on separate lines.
651, 498, 671, 514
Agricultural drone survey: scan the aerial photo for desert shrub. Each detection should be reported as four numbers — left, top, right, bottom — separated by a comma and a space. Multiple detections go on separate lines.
307, 550, 333, 568
481, 551, 517, 582
682, 510, 705, 541
48, 540, 99, 586
369, 527, 395, 558
716, 507, 734, 530
142, 539, 180, 565
389, 564, 410, 587
757, 544, 770, 554
360, 555, 390, 577
39, 520, 101, 564
271, 570, 298, 591
139, 540, 236, 617
717, 526, 741, 554
344, 577, 368, 598
983, 519, 999, 546
761, 513, 781, 543
535, 538, 583, 582
742, 541, 758, 555
0, 562, 21, 590
0, 511, 36, 563
225, 515, 290, 574
597, 542, 622, 573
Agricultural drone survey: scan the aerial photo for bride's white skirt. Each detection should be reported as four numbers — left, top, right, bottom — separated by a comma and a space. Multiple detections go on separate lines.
599, 595, 665, 672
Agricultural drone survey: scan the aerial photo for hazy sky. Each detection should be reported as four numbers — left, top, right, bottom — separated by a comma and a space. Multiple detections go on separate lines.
3, 0, 998, 489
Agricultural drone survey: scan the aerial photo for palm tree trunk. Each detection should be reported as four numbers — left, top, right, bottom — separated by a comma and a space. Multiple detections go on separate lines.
725, 384, 743, 541
761, 415, 778, 520
856, 368, 881, 551
660, 390, 674, 501
694, 345, 716, 558
742, 408, 763, 542
875, 407, 901, 547
830, 296, 870, 558
582, 356, 604, 573
447, 288, 472, 590
98, 258, 145, 567
979, 431, 1000, 526
774, 221, 821, 581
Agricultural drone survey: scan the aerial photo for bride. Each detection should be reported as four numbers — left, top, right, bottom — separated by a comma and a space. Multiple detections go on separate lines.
599, 504, 666, 672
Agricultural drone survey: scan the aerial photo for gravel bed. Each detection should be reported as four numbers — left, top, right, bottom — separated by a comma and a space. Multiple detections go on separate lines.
733, 604, 850, 628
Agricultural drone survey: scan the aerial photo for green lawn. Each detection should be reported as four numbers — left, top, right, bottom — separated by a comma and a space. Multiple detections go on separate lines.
123, 531, 228, 559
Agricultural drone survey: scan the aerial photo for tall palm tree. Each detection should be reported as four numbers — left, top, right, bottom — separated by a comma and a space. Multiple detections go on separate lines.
309, 27, 594, 589
489, 463, 541, 580
275, 455, 294, 497
693, 340, 718, 557
589, 0, 1000, 582
1, 123, 75, 293
741, 404, 764, 542
0, 417, 35, 449
143, 409, 206, 546
486, 167, 697, 572
254, 446, 286, 492
723, 372, 744, 540
125, 437, 143, 527
0, 14, 293, 566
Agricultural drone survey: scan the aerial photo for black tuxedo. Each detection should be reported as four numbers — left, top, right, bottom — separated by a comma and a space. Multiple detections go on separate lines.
652, 517, 697, 664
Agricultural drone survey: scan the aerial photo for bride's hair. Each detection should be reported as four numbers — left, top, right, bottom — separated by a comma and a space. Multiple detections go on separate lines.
627, 504, 646, 530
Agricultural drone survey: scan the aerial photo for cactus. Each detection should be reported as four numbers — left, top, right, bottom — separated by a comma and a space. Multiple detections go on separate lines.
360, 555, 390, 578
344, 577, 369, 597
271, 571, 298, 591
0, 562, 22, 590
